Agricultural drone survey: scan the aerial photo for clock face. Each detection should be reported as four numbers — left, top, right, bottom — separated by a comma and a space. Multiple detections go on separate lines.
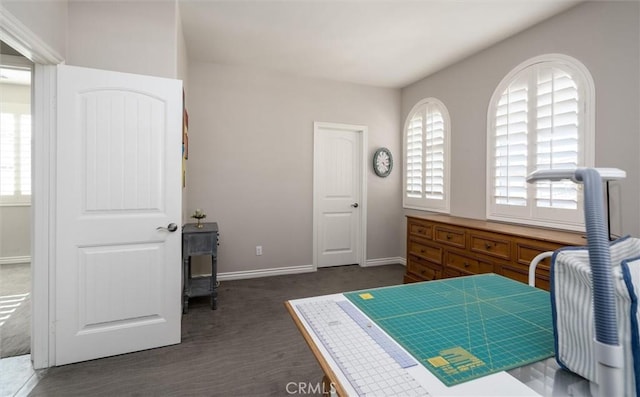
373, 148, 393, 177
376, 152, 389, 172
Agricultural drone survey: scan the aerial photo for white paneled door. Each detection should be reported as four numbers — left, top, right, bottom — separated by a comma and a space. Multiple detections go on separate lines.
314, 122, 366, 268
55, 65, 182, 365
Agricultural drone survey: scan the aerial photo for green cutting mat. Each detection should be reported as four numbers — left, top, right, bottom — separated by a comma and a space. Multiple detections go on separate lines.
344, 273, 554, 387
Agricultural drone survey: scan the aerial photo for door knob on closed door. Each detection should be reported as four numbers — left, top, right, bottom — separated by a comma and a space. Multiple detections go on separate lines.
351, 203, 359, 208
157, 223, 178, 232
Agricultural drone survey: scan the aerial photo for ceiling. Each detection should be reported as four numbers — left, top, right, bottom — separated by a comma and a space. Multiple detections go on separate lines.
179, 0, 581, 88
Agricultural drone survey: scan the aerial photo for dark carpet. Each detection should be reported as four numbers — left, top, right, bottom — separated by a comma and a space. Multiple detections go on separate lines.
0, 263, 30, 359
28, 264, 405, 396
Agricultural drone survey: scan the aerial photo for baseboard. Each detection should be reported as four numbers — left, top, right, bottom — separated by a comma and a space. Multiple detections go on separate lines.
0, 255, 30, 265
216, 259, 405, 281
217, 264, 315, 281
364, 257, 406, 267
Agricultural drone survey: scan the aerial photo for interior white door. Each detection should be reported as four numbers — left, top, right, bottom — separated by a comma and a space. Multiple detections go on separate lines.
314, 122, 365, 268
55, 65, 182, 365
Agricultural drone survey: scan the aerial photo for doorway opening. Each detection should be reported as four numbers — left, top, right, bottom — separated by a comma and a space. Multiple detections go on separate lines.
0, 39, 36, 395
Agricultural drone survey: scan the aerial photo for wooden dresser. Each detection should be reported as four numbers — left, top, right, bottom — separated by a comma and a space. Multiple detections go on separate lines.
405, 214, 586, 290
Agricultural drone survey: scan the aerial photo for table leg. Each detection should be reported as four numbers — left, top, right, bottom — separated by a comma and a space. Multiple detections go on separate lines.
210, 254, 218, 310
182, 255, 190, 314
322, 375, 335, 397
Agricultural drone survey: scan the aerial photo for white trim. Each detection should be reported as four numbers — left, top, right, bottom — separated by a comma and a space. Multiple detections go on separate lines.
312, 122, 368, 270
1, 4, 62, 370
217, 264, 315, 281
213, 260, 406, 281
0, 202, 31, 207
0, 6, 64, 65
32, 64, 57, 369
0, 255, 30, 265
363, 257, 406, 267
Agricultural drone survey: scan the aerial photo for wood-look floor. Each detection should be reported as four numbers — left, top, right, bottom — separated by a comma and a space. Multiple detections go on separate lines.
28, 264, 405, 396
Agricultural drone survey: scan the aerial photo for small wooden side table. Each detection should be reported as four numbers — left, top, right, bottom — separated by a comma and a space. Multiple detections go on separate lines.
182, 222, 219, 314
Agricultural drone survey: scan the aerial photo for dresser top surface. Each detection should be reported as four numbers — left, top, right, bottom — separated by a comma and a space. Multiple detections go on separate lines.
183, 222, 218, 234
407, 214, 586, 246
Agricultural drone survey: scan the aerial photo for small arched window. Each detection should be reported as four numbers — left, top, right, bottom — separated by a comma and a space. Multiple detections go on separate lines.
486, 54, 594, 230
403, 98, 450, 212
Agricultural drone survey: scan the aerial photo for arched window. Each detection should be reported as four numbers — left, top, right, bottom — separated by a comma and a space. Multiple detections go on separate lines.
403, 98, 450, 212
486, 54, 594, 230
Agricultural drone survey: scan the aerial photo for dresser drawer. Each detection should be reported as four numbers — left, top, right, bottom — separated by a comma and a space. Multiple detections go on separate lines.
407, 255, 442, 281
408, 219, 433, 240
443, 266, 472, 278
434, 226, 466, 248
408, 240, 442, 264
404, 273, 423, 283
514, 238, 563, 267
469, 232, 510, 260
183, 232, 217, 256
498, 263, 550, 290
445, 251, 493, 274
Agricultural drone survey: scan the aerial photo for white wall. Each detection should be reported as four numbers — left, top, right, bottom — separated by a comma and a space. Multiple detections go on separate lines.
1, 0, 67, 59
402, 1, 640, 238
186, 62, 402, 275
176, 1, 189, 224
175, 2, 188, 84
67, 0, 179, 79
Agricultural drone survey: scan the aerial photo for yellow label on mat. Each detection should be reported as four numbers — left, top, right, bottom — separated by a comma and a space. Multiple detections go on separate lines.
359, 293, 374, 300
431, 347, 486, 375
427, 356, 449, 367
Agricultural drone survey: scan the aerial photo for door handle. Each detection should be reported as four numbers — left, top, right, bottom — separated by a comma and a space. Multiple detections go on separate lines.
351, 203, 359, 208
157, 223, 178, 232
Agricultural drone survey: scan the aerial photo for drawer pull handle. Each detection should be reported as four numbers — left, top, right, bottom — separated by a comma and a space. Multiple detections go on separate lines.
420, 249, 426, 253
485, 243, 492, 249
446, 234, 452, 240
464, 262, 470, 268
418, 228, 424, 233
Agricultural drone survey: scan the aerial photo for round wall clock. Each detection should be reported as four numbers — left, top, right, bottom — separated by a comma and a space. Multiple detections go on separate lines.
373, 147, 393, 177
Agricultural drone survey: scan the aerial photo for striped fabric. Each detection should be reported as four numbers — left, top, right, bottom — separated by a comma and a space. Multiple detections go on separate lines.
551, 236, 640, 396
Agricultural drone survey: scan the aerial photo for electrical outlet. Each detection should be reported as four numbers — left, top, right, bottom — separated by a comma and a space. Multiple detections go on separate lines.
256, 245, 262, 256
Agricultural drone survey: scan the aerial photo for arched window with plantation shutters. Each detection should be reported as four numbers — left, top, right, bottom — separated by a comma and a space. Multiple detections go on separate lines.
487, 54, 594, 231
403, 98, 450, 212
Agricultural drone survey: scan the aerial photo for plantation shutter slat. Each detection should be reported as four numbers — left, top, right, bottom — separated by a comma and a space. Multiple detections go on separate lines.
535, 67, 580, 209
0, 113, 16, 196
493, 79, 528, 206
425, 105, 445, 200
20, 115, 31, 195
406, 114, 423, 198
0, 111, 31, 201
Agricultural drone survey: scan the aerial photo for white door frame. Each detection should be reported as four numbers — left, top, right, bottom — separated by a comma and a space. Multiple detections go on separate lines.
312, 122, 367, 270
0, 6, 64, 369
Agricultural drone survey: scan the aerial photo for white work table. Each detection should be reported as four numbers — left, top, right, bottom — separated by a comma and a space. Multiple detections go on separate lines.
285, 275, 589, 397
